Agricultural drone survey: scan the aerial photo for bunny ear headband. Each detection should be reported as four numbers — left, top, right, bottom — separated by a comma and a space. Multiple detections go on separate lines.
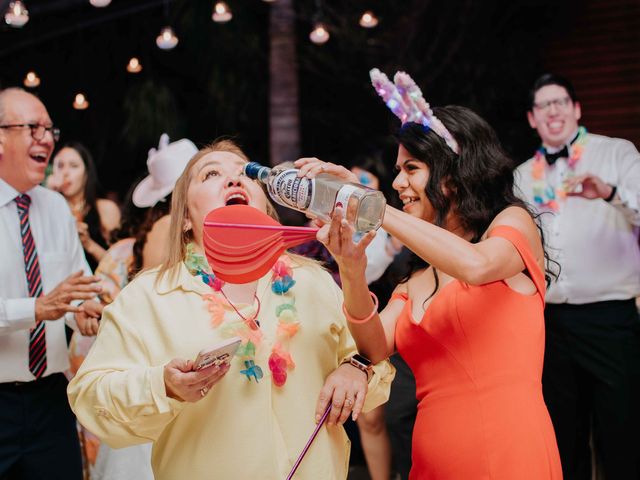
369, 68, 459, 154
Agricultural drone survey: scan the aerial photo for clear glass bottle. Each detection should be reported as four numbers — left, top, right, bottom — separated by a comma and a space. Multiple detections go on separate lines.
244, 162, 386, 232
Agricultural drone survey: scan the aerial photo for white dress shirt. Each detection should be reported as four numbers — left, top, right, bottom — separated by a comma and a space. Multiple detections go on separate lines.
0, 178, 91, 382
364, 227, 397, 284
515, 132, 640, 304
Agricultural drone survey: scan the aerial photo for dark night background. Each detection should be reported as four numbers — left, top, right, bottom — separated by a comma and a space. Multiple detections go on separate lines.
1, 0, 638, 201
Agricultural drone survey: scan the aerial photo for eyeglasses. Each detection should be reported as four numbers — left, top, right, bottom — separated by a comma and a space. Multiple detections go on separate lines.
533, 96, 572, 112
0, 123, 61, 142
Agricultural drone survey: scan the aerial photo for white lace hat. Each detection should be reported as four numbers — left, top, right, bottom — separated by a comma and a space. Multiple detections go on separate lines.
132, 133, 198, 207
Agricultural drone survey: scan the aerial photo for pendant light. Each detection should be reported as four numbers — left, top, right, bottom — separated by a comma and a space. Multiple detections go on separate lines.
126, 57, 142, 73
309, 23, 329, 44
23, 71, 40, 88
4, 1, 29, 28
73, 93, 89, 110
359, 11, 378, 28
156, 26, 178, 50
212, 2, 232, 23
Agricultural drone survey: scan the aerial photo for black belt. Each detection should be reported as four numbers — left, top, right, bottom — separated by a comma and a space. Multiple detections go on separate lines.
547, 298, 636, 309
0, 372, 65, 390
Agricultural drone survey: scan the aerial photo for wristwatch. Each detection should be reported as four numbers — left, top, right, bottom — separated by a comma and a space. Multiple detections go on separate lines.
343, 353, 374, 382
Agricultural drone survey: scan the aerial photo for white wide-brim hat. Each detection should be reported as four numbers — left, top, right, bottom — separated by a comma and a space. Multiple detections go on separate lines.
132, 134, 198, 208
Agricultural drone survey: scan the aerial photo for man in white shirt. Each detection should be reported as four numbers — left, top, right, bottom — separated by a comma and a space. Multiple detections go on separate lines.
515, 74, 640, 480
0, 88, 102, 479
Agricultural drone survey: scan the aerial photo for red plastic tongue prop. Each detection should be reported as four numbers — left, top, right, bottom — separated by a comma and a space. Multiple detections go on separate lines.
203, 205, 318, 283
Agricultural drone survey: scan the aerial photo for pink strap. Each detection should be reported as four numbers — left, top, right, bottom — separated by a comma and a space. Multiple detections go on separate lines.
390, 292, 409, 302
285, 403, 331, 479
488, 225, 545, 303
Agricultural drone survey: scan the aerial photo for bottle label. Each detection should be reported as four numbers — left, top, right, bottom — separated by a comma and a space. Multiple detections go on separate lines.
334, 184, 358, 210
272, 169, 313, 210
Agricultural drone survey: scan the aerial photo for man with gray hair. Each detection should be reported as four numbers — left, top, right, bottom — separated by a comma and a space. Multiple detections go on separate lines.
0, 88, 102, 479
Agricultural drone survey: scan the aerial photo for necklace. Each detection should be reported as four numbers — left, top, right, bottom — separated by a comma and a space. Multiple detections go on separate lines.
531, 126, 588, 212
185, 243, 299, 386
219, 289, 261, 330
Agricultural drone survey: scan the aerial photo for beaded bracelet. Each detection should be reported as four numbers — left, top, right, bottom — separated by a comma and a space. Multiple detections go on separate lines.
342, 292, 379, 324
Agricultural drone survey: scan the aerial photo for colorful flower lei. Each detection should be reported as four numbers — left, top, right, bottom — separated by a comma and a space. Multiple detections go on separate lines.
185, 243, 299, 386
531, 126, 588, 211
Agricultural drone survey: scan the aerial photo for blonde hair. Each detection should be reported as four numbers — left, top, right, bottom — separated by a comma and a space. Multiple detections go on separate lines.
157, 139, 279, 283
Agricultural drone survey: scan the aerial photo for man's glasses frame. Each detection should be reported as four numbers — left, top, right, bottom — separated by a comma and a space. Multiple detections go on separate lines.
0, 123, 61, 142
533, 96, 573, 112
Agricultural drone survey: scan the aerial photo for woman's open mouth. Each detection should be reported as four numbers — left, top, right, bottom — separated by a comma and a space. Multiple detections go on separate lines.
224, 191, 249, 206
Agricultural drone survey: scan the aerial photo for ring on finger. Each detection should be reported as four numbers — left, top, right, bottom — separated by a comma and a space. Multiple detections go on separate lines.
200, 386, 209, 397
345, 398, 354, 407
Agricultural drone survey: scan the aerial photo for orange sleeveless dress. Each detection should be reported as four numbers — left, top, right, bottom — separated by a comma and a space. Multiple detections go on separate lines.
394, 226, 562, 479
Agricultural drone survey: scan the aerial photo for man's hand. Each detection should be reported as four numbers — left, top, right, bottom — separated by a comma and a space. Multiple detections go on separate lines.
565, 173, 614, 201
76, 300, 103, 336
34, 271, 102, 323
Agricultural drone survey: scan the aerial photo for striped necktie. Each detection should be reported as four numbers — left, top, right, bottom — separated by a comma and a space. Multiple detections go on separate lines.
15, 194, 47, 378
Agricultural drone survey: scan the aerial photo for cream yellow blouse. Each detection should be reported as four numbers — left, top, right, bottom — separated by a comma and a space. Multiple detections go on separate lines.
67, 258, 394, 480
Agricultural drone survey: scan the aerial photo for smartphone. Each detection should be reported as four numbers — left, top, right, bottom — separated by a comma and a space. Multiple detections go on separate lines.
193, 337, 242, 371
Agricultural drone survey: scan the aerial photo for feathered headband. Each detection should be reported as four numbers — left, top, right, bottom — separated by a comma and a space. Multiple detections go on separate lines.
369, 68, 459, 154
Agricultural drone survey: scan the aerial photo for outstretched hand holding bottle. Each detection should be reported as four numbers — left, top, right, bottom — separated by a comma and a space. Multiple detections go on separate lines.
243, 158, 386, 233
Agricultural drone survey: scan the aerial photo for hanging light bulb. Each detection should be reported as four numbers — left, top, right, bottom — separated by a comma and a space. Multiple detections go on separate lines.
212, 2, 232, 23
126, 57, 142, 73
73, 93, 89, 110
359, 11, 378, 28
23, 71, 40, 88
309, 23, 329, 45
262, 0, 277, 2
156, 26, 178, 50
4, 1, 29, 28
89, 0, 111, 7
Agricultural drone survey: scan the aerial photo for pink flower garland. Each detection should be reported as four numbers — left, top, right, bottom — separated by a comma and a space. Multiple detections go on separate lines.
531, 126, 587, 212
197, 254, 300, 386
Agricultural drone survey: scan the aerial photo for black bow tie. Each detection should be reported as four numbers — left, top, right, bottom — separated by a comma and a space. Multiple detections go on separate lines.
544, 145, 569, 166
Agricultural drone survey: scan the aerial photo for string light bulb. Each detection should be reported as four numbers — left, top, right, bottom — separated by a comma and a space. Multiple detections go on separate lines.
23, 71, 40, 88
309, 23, 329, 44
4, 1, 29, 28
73, 93, 89, 110
359, 11, 378, 28
126, 57, 142, 73
89, 0, 111, 7
156, 26, 179, 50
212, 2, 232, 23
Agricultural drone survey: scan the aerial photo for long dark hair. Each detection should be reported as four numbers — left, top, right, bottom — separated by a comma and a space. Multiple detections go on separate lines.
58, 141, 99, 212
130, 193, 172, 280
396, 105, 557, 288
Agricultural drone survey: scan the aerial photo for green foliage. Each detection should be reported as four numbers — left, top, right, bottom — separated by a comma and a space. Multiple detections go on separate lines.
122, 79, 183, 149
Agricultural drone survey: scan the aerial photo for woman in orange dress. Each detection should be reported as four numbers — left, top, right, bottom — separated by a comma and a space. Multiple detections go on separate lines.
298, 72, 562, 479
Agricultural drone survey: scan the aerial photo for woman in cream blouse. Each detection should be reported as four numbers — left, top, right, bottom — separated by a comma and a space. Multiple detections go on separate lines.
67, 139, 394, 480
